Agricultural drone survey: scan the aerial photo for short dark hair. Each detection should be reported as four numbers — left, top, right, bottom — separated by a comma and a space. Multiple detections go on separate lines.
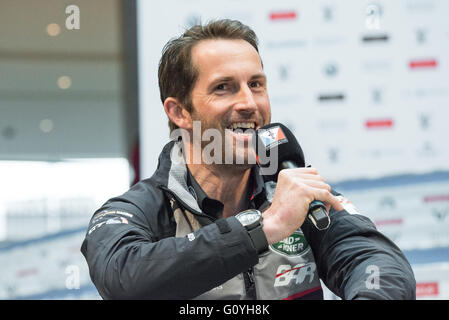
158, 19, 260, 133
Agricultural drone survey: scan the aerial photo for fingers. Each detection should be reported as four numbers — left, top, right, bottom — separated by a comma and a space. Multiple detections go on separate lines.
265, 167, 344, 243
293, 178, 331, 191
290, 170, 343, 212
311, 187, 344, 212
285, 168, 331, 193
278, 167, 344, 212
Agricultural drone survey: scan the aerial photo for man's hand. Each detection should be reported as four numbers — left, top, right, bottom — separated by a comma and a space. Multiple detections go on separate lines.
262, 167, 344, 245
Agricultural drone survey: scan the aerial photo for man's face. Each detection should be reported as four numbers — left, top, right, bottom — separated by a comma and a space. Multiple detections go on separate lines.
188, 39, 271, 168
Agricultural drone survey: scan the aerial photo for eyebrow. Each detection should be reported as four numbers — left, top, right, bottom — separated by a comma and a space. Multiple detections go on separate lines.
208, 73, 267, 91
249, 72, 267, 81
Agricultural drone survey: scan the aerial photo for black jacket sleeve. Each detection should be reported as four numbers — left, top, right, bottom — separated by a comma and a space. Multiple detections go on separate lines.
301, 207, 416, 300
80, 201, 258, 299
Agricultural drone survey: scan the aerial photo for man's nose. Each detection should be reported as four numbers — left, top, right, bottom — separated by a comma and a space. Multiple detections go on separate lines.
234, 85, 258, 113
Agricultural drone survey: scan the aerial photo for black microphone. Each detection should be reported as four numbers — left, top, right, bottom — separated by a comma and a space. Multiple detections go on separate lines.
254, 123, 331, 230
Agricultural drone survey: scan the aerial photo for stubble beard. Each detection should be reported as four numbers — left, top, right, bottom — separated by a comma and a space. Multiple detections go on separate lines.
190, 114, 257, 173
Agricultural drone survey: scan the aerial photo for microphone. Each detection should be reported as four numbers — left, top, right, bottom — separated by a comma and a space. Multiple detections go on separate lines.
254, 123, 331, 230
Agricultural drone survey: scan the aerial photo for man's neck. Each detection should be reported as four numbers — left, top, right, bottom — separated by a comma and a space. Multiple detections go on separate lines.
187, 163, 252, 218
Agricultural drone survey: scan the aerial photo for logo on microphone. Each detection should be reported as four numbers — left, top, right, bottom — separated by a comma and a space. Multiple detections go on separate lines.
258, 126, 288, 150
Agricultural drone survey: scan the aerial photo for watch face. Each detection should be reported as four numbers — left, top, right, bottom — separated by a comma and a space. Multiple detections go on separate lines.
236, 210, 261, 227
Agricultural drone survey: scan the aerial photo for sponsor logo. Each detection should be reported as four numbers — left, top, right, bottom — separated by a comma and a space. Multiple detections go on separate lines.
416, 29, 427, 44
322, 6, 335, 22
92, 210, 133, 224
88, 216, 129, 235
88, 221, 106, 235
362, 34, 389, 43
409, 59, 438, 69
269, 10, 297, 21
416, 282, 439, 297
378, 196, 396, 209
317, 93, 345, 102
258, 126, 288, 150
418, 141, 435, 156
423, 194, 449, 203
425, 196, 449, 222
371, 88, 384, 104
323, 62, 338, 77
431, 207, 449, 222
187, 233, 196, 241
365, 118, 394, 129
419, 114, 431, 130
278, 65, 290, 81
270, 231, 310, 257
106, 217, 128, 225
274, 263, 316, 287
365, 3, 383, 30
328, 148, 339, 163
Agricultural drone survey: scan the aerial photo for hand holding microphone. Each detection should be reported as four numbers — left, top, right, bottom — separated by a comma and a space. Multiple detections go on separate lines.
254, 123, 343, 245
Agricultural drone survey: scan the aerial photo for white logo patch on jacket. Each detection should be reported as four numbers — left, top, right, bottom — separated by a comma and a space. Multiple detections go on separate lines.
274, 263, 317, 287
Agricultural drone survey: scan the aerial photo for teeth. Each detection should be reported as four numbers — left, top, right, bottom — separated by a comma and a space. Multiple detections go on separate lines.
229, 122, 255, 130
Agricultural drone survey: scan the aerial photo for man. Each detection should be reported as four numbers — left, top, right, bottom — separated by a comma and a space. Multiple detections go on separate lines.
81, 19, 416, 299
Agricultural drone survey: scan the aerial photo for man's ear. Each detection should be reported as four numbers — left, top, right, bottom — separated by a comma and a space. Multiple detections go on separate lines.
163, 97, 193, 130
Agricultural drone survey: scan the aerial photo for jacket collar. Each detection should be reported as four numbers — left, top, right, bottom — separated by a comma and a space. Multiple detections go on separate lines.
152, 140, 202, 214
151, 140, 268, 216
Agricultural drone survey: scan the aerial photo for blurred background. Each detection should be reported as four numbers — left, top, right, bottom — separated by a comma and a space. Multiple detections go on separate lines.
1, 0, 448, 299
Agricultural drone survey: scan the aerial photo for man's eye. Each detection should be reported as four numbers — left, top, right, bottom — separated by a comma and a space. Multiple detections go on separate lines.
216, 83, 228, 91
250, 81, 261, 88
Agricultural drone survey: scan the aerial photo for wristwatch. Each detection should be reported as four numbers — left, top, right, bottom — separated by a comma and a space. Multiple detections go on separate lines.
235, 209, 269, 255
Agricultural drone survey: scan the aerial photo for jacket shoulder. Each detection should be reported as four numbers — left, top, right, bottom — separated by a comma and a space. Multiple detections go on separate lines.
98, 178, 175, 240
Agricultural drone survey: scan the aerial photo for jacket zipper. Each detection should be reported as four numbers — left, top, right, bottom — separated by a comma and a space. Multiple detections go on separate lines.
162, 184, 258, 298
244, 267, 257, 299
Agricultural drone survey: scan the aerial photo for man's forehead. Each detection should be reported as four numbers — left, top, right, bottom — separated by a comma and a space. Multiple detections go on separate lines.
191, 39, 263, 74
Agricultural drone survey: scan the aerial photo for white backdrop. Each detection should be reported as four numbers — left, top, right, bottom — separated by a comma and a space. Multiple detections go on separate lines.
137, 0, 449, 299
137, 0, 449, 181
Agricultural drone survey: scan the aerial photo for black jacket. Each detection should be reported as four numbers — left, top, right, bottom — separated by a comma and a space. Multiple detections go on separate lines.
81, 140, 416, 299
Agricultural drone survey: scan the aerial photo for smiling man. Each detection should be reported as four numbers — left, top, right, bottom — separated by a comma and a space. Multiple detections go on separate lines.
164, 37, 271, 219
81, 19, 416, 300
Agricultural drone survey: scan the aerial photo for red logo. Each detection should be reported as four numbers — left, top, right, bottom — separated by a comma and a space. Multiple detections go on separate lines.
365, 119, 394, 129
423, 194, 449, 203
416, 282, 439, 297
409, 59, 438, 69
269, 10, 297, 21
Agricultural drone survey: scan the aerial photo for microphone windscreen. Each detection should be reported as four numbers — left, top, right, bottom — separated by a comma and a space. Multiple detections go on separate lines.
255, 123, 305, 169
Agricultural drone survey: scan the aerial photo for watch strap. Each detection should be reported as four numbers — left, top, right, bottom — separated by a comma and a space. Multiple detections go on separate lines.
247, 223, 269, 255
